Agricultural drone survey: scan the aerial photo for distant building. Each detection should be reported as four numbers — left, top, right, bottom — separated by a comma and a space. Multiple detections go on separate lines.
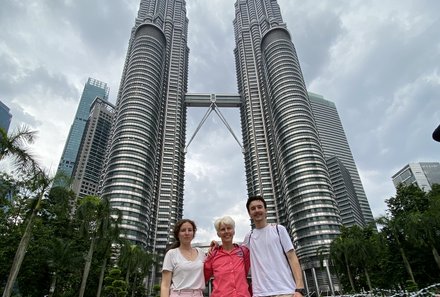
71, 97, 115, 198
392, 162, 440, 192
56, 78, 109, 180
326, 156, 365, 226
0, 100, 12, 133
309, 92, 374, 226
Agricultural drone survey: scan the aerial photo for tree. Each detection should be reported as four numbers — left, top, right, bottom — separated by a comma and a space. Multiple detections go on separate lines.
380, 184, 432, 290
118, 241, 154, 297
103, 268, 127, 297
76, 196, 118, 297
327, 184, 439, 293
376, 215, 417, 288
386, 184, 428, 217
152, 284, 160, 297
402, 185, 440, 271
1, 126, 46, 297
426, 185, 440, 270
96, 211, 121, 297
330, 233, 356, 292
0, 126, 37, 172
2, 168, 52, 297
46, 238, 82, 297
41, 185, 83, 297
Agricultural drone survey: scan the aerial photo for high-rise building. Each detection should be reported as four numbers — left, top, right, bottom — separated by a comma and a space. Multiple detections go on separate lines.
72, 97, 115, 198
233, 3, 340, 292
100, 0, 189, 258
326, 156, 364, 227
101, 0, 342, 292
392, 162, 440, 192
309, 93, 374, 226
56, 78, 109, 179
0, 100, 12, 133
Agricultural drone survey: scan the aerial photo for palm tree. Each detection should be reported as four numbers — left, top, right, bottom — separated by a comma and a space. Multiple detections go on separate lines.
96, 210, 121, 297
0, 126, 37, 172
349, 225, 374, 292
119, 243, 142, 287
46, 238, 82, 297
404, 210, 440, 271
376, 216, 417, 286
330, 235, 356, 292
130, 252, 154, 297
96, 246, 111, 297
118, 242, 154, 297
2, 168, 52, 297
77, 196, 117, 297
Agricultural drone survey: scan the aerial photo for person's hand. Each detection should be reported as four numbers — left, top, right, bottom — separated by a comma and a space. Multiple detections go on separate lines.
210, 240, 219, 248
207, 240, 219, 256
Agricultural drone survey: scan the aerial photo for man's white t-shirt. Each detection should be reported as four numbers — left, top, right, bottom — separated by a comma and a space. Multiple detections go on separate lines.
243, 224, 296, 296
162, 247, 206, 290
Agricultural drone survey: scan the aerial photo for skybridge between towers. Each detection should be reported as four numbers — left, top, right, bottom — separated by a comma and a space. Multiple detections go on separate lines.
184, 93, 244, 153
185, 93, 241, 107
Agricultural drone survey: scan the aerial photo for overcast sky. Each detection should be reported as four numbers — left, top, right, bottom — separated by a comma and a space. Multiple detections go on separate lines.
1, 0, 439, 243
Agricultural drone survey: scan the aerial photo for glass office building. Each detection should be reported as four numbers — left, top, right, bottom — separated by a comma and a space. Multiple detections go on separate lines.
100, 0, 189, 261
56, 78, 109, 179
392, 162, 440, 192
0, 100, 12, 133
233, 2, 341, 292
72, 97, 115, 198
309, 93, 374, 226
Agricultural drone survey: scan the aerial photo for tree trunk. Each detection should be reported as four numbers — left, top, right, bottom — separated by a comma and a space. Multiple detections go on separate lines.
364, 269, 372, 292
125, 263, 131, 287
399, 246, 416, 285
48, 272, 57, 297
2, 199, 40, 297
96, 257, 108, 297
344, 253, 355, 292
131, 274, 138, 297
79, 236, 96, 297
432, 245, 440, 271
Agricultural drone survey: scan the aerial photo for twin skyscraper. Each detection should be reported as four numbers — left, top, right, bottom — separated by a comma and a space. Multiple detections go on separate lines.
56, 0, 373, 293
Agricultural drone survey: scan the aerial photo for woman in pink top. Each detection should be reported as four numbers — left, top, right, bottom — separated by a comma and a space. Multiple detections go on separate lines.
204, 216, 251, 297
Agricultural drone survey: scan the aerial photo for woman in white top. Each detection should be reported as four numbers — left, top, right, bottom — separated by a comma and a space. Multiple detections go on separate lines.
161, 219, 205, 297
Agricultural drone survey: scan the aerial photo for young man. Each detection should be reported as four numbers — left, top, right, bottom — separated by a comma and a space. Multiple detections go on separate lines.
243, 195, 306, 297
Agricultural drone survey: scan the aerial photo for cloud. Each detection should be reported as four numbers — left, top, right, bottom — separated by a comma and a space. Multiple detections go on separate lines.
184, 108, 247, 242
187, 0, 237, 93
1, 0, 440, 242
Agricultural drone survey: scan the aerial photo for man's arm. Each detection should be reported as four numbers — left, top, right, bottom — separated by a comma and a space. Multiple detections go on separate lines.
286, 249, 305, 295
243, 246, 251, 276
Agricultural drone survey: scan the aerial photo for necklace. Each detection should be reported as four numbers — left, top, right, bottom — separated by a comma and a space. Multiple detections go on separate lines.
179, 247, 196, 260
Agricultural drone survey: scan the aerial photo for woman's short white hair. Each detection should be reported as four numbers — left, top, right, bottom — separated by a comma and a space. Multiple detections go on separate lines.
214, 216, 235, 232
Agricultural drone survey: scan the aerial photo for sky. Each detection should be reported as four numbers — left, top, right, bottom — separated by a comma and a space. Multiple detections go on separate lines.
1, 0, 439, 243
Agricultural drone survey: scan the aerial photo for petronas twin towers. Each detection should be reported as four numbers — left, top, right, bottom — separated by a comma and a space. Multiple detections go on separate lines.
101, 0, 188, 252
100, 0, 342, 291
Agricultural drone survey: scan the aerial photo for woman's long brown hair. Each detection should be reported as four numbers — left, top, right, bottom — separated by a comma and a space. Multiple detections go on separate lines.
166, 219, 197, 251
